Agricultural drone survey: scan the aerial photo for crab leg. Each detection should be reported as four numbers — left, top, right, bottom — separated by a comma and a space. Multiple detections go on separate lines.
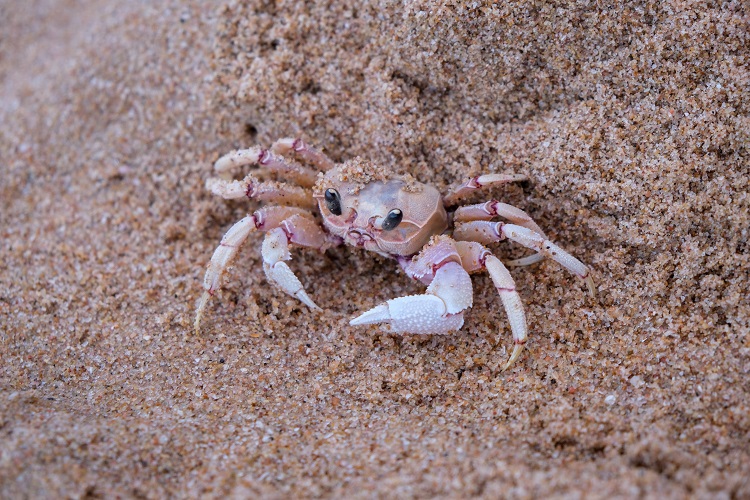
453, 241, 528, 371
454, 221, 596, 297
214, 146, 319, 187
195, 208, 336, 332
351, 237, 471, 335
453, 200, 546, 236
485, 255, 528, 371
261, 214, 342, 310
454, 240, 490, 273
271, 137, 335, 172
443, 173, 528, 206
206, 176, 315, 209
454, 200, 546, 267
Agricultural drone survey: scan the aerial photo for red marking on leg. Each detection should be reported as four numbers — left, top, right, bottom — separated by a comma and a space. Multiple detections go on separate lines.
477, 250, 491, 267
292, 138, 302, 151
258, 149, 269, 164
279, 221, 295, 242
487, 200, 499, 216
490, 222, 506, 241
429, 255, 463, 275
245, 181, 255, 198
514, 338, 527, 345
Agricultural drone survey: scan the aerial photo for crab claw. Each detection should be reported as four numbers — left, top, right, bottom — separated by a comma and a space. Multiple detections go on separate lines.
263, 260, 321, 311
350, 295, 464, 334
262, 226, 322, 311
350, 261, 471, 335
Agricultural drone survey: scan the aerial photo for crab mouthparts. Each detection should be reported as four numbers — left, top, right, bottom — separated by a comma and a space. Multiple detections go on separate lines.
347, 229, 374, 246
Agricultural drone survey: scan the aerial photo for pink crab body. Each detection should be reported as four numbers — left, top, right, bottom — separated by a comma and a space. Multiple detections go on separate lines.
196, 138, 595, 371
313, 158, 449, 257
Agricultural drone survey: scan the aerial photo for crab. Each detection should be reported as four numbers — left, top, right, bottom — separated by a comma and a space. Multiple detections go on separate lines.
195, 138, 595, 370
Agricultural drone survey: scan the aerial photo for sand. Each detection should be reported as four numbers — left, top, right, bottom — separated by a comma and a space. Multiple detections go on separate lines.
1, 0, 748, 497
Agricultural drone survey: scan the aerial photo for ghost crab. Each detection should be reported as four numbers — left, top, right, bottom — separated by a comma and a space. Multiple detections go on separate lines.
195, 138, 595, 370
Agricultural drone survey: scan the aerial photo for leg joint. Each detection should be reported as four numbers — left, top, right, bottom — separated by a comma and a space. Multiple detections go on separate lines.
258, 148, 270, 164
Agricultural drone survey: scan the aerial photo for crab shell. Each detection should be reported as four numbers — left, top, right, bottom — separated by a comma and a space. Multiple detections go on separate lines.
313, 158, 449, 256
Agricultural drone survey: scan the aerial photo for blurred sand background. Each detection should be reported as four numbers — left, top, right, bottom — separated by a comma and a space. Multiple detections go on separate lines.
1, 0, 748, 497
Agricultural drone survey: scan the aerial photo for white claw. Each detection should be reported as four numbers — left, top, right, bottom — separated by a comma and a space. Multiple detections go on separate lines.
349, 304, 391, 325
350, 295, 463, 335
297, 290, 322, 310
263, 260, 321, 311
350, 261, 471, 335
262, 227, 320, 310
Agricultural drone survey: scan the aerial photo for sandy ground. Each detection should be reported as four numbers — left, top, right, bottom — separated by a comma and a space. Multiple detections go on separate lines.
1, 0, 748, 497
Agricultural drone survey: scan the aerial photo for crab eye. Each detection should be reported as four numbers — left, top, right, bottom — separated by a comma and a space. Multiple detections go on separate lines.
381, 209, 403, 231
324, 188, 343, 215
